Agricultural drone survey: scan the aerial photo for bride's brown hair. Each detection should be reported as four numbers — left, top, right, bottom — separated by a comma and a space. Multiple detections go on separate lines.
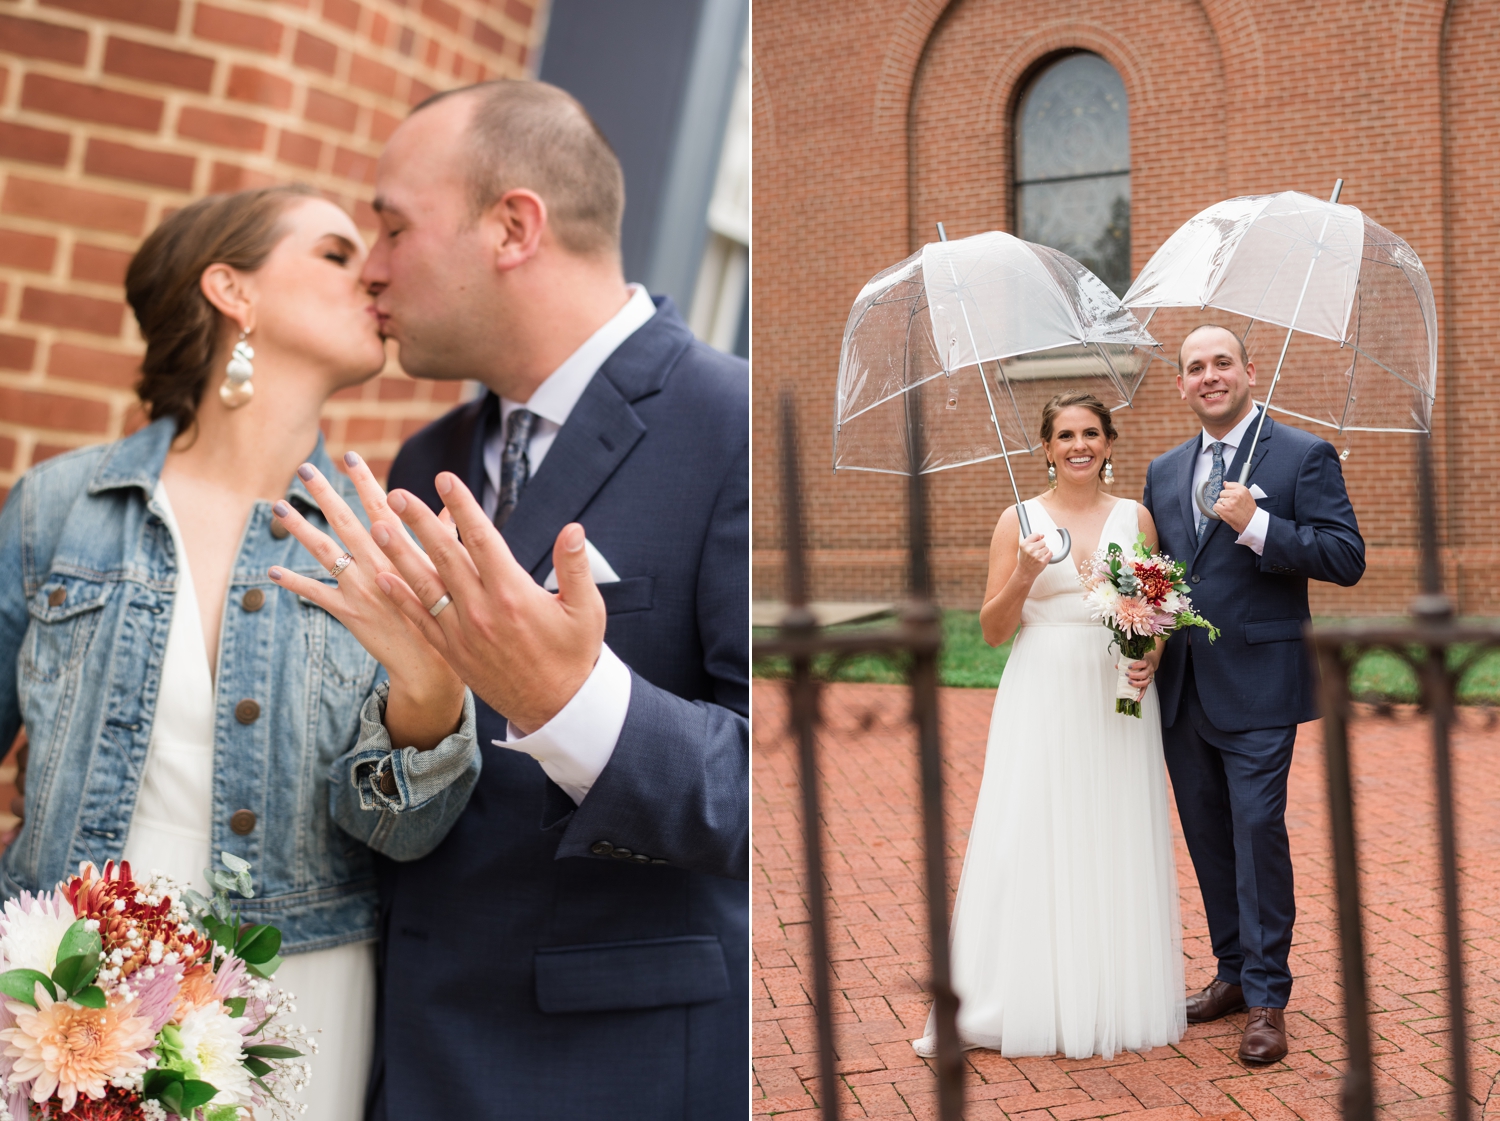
125, 184, 320, 434
1040, 391, 1118, 479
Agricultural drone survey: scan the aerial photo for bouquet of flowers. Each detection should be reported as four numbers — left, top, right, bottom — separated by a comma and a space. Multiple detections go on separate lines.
1080, 534, 1219, 717
0, 854, 311, 1120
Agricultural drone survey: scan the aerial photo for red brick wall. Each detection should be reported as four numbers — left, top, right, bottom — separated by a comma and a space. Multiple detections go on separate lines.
0, 0, 546, 502
752, 0, 1496, 617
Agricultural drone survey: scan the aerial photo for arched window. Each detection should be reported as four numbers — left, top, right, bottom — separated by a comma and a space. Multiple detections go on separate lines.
1014, 52, 1131, 295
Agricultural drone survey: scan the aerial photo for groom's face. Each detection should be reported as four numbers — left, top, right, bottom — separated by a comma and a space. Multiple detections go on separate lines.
1177, 327, 1256, 431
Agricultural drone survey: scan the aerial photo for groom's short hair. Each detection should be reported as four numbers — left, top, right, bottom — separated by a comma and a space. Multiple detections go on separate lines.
412, 80, 625, 259
1179, 324, 1248, 370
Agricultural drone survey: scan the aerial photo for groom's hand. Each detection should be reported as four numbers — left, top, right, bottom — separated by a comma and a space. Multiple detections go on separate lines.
370, 472, 607, 734
1213, 481, 1258, 534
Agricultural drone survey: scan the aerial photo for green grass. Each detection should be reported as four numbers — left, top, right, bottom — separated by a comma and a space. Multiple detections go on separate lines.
754, 611, 1500, 702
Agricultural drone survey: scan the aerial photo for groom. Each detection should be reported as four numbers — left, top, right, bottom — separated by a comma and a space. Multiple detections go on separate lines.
337, 80, 747, 1117
1143, 325, 1364, 1065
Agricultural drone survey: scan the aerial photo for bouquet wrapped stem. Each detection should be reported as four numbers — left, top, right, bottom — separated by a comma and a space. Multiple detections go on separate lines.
1080, 533, 1219, 718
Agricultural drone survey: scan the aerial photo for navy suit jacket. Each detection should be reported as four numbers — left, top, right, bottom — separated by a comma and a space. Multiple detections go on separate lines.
1142, 412, 1365, 733
370, 299, 748, 1120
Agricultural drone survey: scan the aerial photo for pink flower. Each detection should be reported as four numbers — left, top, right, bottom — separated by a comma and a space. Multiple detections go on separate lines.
1113, 596, 1161, 637
0, 988, 153, 1113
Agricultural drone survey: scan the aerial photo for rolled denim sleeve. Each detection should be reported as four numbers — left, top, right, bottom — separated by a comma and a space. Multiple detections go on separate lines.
329, 680, 483, 862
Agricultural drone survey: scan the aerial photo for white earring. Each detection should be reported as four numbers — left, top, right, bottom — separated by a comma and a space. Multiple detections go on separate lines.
1104, 459, 1114, 487
220, 330, 254, 408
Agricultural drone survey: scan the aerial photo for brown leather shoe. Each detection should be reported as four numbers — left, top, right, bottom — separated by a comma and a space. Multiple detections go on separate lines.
1185, 979, 1246, 1023
1239, 1007, 1288, 1064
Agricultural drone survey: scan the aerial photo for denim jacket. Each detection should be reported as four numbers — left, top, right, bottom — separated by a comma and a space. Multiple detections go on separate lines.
0, 419, 479, 952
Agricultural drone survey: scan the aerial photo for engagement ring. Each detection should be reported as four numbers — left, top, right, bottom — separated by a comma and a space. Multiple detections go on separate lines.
428, 592, 453, 618
328, 554, 354, 579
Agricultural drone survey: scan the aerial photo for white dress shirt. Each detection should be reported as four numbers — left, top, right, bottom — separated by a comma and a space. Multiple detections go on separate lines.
1193, 406, 1270, 554
481, 283, 656, 804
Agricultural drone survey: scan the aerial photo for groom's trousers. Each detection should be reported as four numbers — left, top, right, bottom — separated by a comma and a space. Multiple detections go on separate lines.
1163, 655, 1298, 1010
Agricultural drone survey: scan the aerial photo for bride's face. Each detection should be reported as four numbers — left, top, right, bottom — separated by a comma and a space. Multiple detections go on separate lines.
233, 198, 387, 392
1046, 406, 1113, 486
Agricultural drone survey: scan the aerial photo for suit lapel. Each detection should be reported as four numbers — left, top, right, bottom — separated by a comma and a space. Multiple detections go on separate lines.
1176, 434, 1199, 555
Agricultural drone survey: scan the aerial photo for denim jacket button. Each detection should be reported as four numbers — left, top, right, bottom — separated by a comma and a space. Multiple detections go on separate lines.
242, 588, 265, 612
589, 841, 613, 856
234, 699, 261, 724
230, 809, 257, 835
270, 518, 290, 540
47, 588, 65, 607
379, 770, 397, 796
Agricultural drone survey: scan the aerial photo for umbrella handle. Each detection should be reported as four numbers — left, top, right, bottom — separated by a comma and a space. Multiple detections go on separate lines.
1016, 504, 1072, 564
1194, 477, 1222, 522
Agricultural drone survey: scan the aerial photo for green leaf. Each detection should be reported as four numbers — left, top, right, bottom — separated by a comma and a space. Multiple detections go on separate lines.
50, 950, 100, 996
142, 1068, 184, 1098
243, 1043, 303, 1059
235, 924, 281, 965
0, 969, 55, 1007
243, 1056, 273, 1077
72, 985, 105, 1009
56, 919, 102, 965
158, 1083, 184, 1115
225, 996, 247, 1018
219, 851, 251, 875
177, 1079, 219, 1112
245, 953, 283, 979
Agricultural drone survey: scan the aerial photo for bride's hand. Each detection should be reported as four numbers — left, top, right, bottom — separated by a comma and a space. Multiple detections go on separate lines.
267, 456, 465, 751
1126, 646, 1163, 693
1016, 532, 1052, 581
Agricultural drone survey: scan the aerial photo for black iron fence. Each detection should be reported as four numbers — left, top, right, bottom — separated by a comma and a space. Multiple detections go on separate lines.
757, 396, 1497, 1121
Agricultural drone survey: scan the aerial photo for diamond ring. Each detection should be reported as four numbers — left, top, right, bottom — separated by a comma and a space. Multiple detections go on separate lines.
428, 592, 453, 618
328, 553, 354, 579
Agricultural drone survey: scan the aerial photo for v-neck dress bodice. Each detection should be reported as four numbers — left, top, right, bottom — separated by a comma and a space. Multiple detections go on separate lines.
123, 483, 374, 1121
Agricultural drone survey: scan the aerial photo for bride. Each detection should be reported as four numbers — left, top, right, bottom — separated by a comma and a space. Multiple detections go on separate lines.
914, 390, 1185, 1060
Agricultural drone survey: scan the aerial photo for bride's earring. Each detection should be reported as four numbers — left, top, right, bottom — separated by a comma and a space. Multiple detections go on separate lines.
1104, 459, 1114, 487
220, 330, 254, 408
1047, 462, 1057, 489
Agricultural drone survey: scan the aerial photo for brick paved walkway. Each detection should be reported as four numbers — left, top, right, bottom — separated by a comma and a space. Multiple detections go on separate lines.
753, 683, 1500, 1120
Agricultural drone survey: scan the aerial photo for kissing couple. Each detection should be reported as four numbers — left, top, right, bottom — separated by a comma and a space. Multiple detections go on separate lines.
914, 326, 1364, 1067
0, 80, 747, 1119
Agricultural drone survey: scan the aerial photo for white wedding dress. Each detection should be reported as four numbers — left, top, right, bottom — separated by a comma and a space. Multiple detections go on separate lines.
122, 485, 375, 1120
915, 497, 1185, 1060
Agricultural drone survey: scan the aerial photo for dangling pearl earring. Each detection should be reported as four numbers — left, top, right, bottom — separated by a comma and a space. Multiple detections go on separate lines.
1047, 462, 1057, 489
1104, 459, 1114, 487
220, 330, 254, 408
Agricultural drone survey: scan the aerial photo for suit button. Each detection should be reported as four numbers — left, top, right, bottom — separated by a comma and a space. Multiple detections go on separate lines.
651, 859, 668, 865
1190, 574, 1202, 584
230, 809, 257, 835
234, 699, 260, 724
590, 841, 614, 856
270, 518, 290, 540
380, 770, 397, 796
47, 588, 66, 607
609, 847, 633, 859
242, 588, 265, 612
630, 853, 650, 864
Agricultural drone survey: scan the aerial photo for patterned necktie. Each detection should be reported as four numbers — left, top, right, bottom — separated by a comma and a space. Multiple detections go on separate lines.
494, 408, 537, 529
1197, 441, 1226, 539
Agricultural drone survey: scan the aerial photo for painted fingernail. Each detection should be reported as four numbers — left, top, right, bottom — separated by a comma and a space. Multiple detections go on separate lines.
372, 524, 390, 546
435, 474, 452, 495
269, 567, 284, 582
272, 500, 292, 518
344, 451, 361, 467
388, 491, 407, 513
297, 463, 317, 481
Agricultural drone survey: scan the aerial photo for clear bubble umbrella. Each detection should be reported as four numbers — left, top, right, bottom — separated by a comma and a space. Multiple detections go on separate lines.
833, 227, 1163, 563
1123, 182, 1437, 520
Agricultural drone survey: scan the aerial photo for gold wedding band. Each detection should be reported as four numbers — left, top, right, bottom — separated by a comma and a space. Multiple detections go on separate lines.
328, 553, 354, 579
428, 592, 453, 618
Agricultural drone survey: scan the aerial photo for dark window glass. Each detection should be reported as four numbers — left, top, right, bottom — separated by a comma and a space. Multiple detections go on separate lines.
1015, 52, 1131, 295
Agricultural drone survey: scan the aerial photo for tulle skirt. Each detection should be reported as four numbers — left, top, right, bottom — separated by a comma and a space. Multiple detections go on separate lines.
917, 621, 1185, 1059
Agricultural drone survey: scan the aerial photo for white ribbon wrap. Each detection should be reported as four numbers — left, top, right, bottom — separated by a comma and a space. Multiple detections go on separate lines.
1115, 657, 1145, 704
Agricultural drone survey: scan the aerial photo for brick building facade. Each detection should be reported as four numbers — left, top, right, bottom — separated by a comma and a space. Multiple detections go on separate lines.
752, 0, 1498, 617
0, 0, 546, 503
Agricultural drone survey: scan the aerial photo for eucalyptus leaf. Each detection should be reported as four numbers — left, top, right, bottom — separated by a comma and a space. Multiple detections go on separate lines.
220, 852, 251, 875
0, 969, 54, 1007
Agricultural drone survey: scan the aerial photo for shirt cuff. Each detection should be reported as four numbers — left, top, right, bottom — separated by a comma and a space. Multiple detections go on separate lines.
493, 644, 632, 805
1236, 506, 1271, 555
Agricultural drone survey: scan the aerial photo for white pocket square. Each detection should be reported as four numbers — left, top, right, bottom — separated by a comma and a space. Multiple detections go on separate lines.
543, 539, 621, 591
1249, 484, 1268, 499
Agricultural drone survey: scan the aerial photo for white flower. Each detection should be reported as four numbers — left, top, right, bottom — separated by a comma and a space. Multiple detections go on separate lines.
1085, 582, 1120, 621
176, 1004, 252, 1106
0, 893, 77, 976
